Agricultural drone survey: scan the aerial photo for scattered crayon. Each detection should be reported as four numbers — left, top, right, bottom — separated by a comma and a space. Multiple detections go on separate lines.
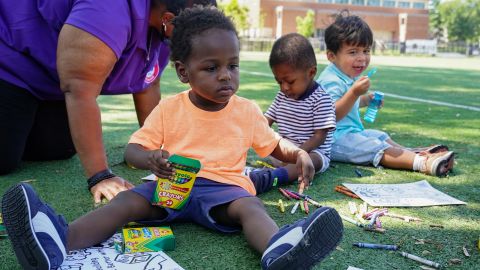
353, 242, 398, 251
298, 181, 305, 195
429, 224, 444, 229
300, 200, 305, 212
354, 169, 363, 177
285, 189, 322, 207
283, 189, 301, 200
303, 200, 309, 214
278, 199, 285, 213
340, 214, 364, 228
348, 202, 358, 215
400, 251, 441, 269
290, 202, 300, 214
256, 160, 275, 169
278, 188, 292, 200
335, 186, 360, 199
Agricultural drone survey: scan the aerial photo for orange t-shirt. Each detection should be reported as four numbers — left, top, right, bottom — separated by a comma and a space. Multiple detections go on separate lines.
129, 90, 281, 195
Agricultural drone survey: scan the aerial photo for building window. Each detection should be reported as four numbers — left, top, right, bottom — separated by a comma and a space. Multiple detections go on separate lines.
351, 0, 365, 6
367, 0, 381, 6
412, 2, 425, 9
317, 0, 333, 3
334, 0, 349, 4
398, 1, 411, 8
383, 0, 396, 7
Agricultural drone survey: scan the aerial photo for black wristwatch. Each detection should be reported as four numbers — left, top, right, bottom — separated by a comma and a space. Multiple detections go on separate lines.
87, 169, 116, 191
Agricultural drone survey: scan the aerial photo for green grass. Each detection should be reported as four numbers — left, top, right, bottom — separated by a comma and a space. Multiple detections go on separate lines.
1, 56, 479, 269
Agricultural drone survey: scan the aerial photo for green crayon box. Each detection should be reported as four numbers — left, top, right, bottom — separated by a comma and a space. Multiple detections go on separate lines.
152, 155, 201, 209
114, 226, 175, 253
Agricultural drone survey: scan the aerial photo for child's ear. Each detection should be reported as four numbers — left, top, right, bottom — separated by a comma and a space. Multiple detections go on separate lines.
326, 50, 336, 62
308, 66, 317, 79
174, 61, 189, 83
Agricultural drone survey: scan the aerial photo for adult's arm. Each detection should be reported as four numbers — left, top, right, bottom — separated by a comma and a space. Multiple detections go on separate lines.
133, 77, 161, 127
57, 25, 133, 202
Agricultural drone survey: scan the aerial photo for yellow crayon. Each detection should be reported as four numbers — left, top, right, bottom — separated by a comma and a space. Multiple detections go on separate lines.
256, 160, 275, 169
278, 199, 285, 213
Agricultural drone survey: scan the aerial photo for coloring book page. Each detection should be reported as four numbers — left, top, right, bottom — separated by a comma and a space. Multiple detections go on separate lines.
59, 233, 184, 270
343, 180, 466, 207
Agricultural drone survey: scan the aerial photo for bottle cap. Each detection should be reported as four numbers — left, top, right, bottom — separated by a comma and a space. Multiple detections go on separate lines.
374, 91, 384, 99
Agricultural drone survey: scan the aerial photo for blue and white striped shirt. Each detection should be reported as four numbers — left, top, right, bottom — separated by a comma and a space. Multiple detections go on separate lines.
265, 82, 336, 157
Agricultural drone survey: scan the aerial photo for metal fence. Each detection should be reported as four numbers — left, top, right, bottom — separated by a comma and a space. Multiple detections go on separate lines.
239, 38, 480, 56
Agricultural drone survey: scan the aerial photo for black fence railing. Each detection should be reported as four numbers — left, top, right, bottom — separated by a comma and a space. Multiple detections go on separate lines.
239, 38, 480, 56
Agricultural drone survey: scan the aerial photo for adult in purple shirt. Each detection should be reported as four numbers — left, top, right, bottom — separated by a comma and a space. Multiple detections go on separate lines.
0, 0, 216, 203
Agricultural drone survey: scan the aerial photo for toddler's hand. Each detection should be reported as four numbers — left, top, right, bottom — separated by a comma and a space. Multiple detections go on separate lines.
351, 76, 370, 97
148, 149, 174, 179
367, 92, 384, 108
295, 150, 315, 192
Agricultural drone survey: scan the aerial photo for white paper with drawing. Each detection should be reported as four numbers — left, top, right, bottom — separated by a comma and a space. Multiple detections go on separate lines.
343, 180, 466, 207
59, 233, 184, 270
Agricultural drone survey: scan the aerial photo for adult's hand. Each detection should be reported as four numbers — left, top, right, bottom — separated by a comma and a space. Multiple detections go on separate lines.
90, 176, 135, 203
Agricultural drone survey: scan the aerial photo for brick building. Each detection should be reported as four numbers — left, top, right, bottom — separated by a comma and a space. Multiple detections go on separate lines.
220, 0, 430, 43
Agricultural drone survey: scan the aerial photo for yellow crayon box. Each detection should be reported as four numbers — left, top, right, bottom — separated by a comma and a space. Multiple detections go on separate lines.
115, 226, 175, 253
152, 155, 201, 209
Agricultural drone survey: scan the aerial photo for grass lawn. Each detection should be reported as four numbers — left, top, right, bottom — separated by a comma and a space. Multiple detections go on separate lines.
1, 54, 479, 269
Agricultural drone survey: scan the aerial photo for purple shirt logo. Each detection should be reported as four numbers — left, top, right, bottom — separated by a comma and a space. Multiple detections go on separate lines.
145, 61, 160, 84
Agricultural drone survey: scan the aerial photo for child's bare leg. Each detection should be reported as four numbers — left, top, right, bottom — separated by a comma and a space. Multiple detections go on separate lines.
379, 147, 415, 169
210, 197, 278, 253
67, 190, 167, 250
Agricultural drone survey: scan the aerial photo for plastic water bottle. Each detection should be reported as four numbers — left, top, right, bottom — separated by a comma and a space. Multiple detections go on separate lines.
363, 91, 384, 123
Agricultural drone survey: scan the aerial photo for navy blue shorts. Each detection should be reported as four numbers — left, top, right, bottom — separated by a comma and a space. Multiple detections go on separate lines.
131, 177, 253, 233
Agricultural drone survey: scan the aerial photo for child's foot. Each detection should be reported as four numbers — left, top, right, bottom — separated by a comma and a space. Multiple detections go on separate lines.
2, 183, 68, 270
261, 207, 343, 270
421, 151, 455, 177
409, 144, 449, 154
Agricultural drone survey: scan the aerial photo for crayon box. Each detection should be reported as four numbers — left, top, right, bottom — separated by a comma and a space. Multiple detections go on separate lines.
115, 226, 175, 253
152, 155, 201, 209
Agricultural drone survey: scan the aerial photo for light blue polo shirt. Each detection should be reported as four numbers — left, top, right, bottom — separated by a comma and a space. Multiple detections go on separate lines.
317, 63, 364, 141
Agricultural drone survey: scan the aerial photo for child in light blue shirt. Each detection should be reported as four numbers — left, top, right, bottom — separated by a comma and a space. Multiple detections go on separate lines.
317, 11, 454, 177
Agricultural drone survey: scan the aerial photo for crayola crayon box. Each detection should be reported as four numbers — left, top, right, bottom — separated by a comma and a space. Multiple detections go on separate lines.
152, 155, 201, 209
114, 226, 175, 253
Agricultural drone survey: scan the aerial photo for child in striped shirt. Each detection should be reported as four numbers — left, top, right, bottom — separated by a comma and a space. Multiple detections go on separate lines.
248, 33, 336, 194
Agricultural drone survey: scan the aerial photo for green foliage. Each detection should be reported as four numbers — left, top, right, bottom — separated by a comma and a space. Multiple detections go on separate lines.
219, 0, 249, 32
438, 0, 480, 42
296, 9, 315, 38
429, 0, 444, 40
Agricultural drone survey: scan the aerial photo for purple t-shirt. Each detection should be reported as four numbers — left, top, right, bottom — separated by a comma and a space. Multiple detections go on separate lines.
0, 0, 169, 100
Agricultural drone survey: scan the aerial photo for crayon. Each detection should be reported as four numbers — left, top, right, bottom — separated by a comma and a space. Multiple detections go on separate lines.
399, 251, 441, 269
340, 214, 364, 228
303, 200, 309, 214
300, 200, 305, 212
278, 188, 292, 200
298, 181, 305, 195
335, 186, 360, 199
283, 189, 301, 200
278, 199, 285, 213
363, 226, 386, 234
353, 242, 398, 250
290, 202, 300, 214
384, 212, 421, 222
348, 202, 358, 215
354, 169, 363, 177
256, 160, 275, 169
285, 189, 322, 207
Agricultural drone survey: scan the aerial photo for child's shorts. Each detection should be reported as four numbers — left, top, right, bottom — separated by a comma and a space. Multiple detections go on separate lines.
311, 150, 330, 174
131, 177, 252, 233
330, 129, 391, 167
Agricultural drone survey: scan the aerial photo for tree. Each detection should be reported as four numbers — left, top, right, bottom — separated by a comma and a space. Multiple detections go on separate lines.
219, 0, 249, 33
438, 0, 480, 55
296, 9, 315, 38
429, 0, 444, 40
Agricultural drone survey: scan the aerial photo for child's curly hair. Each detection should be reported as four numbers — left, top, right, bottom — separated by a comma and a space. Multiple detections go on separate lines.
269, 33, 317, 71
170, 5, 237, 63
325, 10, 373, 54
